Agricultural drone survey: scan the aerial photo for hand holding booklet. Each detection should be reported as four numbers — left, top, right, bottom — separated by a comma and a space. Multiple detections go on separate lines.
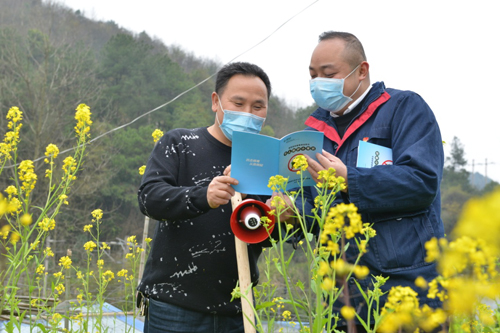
231, 131, 324, 195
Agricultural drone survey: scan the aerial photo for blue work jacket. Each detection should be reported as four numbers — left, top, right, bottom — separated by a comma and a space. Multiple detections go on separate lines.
302, 81, 445, 325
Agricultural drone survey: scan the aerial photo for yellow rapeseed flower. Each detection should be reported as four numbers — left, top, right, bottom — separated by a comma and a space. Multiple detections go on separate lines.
7, 197, 22, 215
10, 231, 20, 244
18, 160, 37, 196
4, 185, 17, 197
453, 188, 500, 255
414, 276, 428, 289
7, 106, 23, 123
152, 129, 164, 143
292, 154, 308, 174
39, 218, 56, 231
59, 256, 72, 269
117, 269, 128, 277
1, 107, 23, 162
127, 235, 137, 244
354, 265, 370, 279
36, 264, 45, 275
267, 175, 288, 192
20, 213, 32, 226
84, 241, 97, 252
317, 167, 345, 189
317, 260, 331, 276
139, 165, 146, 175
62, 156, 76, 175
74, 104, 92, 140
44, 247, 54, 257
102, 270, 115, 282
330, 258, 352, 277
44, 143, 59, 160
424, 237, 440, 262
340, 306, 356, 320
55, 283, 65, 294
31, 240, 40, 250
91, 209, 103, 221
51, 313, 62, 324
59, 194, 69, 205
321, 277, 334, 292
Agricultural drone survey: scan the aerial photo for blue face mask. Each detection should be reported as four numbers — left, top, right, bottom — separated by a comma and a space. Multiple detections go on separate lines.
216, 100, 265, 141
309, 64, 361, 112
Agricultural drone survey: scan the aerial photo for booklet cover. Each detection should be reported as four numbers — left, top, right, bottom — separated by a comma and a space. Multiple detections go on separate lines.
356, 140, 393, 168
231, 130, 324, 195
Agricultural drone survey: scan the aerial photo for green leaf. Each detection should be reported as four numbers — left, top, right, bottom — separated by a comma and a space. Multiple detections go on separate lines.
35, 323, 49, 333
354, 279, 368, 303
255, 301, 275, 310
273, 260, 283, 275
296, 280, 304, 291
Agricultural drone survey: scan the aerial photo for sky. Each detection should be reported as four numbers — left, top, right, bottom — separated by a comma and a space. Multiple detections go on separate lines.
52, 0, 500, 183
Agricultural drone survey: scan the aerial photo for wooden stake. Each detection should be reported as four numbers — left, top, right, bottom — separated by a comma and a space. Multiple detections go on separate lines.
231, 192, 256, 333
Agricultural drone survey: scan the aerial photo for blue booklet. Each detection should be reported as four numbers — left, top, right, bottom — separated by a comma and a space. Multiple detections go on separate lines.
231, 131, 324, 195
356, 141, 393, 168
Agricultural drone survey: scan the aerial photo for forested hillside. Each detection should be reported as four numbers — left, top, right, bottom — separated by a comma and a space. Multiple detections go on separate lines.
0, 0, 497, 262
0, 0, 312, 256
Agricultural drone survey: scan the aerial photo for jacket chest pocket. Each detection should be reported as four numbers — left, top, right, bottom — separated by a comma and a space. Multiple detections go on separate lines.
345, 126, 392, 166
367, 126, 392, 148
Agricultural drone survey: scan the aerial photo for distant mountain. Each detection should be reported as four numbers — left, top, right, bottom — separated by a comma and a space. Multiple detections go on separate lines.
469, 172, 495, 190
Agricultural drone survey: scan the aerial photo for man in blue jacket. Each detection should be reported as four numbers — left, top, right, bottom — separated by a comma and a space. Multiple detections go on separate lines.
301, 31, 445, 331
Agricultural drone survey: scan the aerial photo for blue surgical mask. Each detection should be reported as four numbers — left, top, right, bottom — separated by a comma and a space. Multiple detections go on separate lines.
216, 100, 265, 141
309, 64, 361, 113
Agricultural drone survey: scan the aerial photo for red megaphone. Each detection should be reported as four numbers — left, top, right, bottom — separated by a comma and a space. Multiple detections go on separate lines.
230, 199, 275, 244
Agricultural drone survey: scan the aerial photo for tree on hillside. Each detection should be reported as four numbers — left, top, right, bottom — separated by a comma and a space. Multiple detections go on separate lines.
0, 28, 103, 160
441, 137, 473, 233
446, 136, 467, 171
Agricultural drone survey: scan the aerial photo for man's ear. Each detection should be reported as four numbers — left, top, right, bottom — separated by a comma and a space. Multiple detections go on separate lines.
359, 61, 369, 80
211, 92, 219, 113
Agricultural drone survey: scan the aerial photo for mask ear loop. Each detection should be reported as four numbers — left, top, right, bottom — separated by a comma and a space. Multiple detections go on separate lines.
346, 64, 362, 98
216, 94, 224, 127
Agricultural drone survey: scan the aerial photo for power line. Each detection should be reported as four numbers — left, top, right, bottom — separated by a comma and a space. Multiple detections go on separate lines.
4, 0, 320, 169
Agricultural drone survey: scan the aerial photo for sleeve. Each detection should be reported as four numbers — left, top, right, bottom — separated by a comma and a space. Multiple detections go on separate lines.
346, 93, 444, 216
137, 133, 211, 221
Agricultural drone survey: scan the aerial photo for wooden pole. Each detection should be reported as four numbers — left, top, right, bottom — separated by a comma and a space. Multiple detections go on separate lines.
138, 216, 150, 284
231, 192, 256, 333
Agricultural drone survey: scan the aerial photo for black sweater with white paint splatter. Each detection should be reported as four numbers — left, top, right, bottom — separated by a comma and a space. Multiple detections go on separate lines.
137, 127, 267, 315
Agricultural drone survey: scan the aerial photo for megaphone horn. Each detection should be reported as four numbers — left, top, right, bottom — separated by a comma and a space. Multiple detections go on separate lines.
230, 199, 275, 244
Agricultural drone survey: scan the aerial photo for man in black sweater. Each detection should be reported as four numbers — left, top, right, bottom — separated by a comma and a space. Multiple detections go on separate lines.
137, 62, 272, 333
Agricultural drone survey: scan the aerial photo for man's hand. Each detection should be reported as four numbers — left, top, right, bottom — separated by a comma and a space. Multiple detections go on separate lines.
207, 175, 238, 208
266, 192, 296, 224
223, 165, 247, 199
305, 150, 348, 191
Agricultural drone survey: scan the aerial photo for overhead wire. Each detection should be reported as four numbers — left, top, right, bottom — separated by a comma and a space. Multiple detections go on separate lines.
4, 0, 319, 168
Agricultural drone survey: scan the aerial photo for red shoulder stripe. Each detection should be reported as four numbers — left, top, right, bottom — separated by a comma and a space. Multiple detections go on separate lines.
304, 91, 391, 154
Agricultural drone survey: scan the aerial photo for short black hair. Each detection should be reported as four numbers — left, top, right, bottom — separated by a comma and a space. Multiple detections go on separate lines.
318, 31, 367, 69
215, 62, 271, 99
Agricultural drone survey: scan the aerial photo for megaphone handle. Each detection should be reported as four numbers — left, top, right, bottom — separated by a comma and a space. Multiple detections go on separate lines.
231, 192, 256, 333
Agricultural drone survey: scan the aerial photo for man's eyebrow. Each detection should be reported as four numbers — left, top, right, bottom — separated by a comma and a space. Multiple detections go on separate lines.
231, 95, 245, 101
309, 64, 336, 71
231, 95, 266, 105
